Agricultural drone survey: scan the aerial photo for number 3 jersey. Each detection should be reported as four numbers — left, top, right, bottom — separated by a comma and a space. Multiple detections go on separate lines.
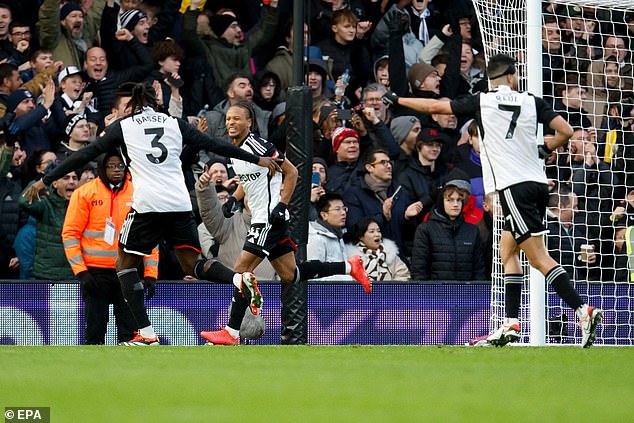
117, 108, 191, 213
231, 133, 285, 225
450, 85, 559, 194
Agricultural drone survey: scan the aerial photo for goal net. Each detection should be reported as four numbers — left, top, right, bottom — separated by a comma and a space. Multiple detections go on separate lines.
473, 0, 634, 345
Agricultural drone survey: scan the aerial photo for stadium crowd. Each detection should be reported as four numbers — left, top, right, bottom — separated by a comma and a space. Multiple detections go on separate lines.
0, 0, 632, 286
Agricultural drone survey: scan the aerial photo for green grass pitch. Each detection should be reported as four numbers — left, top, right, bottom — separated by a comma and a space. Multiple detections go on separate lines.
1, 346, 633, 422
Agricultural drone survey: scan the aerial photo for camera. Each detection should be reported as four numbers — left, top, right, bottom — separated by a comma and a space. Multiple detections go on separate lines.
336, 109, 353, 121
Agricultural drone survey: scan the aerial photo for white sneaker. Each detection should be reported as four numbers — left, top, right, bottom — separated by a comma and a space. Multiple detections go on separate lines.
578, 306, 603, 348
487, 319, 520, 347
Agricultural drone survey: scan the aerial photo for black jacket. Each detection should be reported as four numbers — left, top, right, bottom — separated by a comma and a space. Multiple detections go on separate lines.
411, 207, 485, 280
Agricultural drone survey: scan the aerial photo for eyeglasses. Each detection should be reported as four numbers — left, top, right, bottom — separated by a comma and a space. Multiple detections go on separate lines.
11, 30, 30, 37
369, 159, 392, 167
326, 206, 348, 213
340, 139, 359, 145
364, 97, 382, 104
106, 163, 125, 170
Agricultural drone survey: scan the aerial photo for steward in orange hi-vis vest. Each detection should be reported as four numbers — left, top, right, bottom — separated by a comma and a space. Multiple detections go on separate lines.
62, 150, 159, 344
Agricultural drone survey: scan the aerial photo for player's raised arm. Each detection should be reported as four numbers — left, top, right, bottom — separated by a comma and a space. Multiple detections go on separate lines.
382, 91, 454, 115
22, 124, 121, 203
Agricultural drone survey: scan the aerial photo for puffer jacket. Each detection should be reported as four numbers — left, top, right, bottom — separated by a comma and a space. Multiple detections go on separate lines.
411, 207, 485, 281
307, 220, 347, 262
19, 181, 74, 280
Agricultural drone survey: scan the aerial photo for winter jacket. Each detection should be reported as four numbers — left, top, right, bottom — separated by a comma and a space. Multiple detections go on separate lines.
344, 177, 415, 255
62, 174, 158, 277
372, 5, 423, 73
182, 6, 279, 90
195, 180, 276, 280
307, 220, 347, 262
345, 238, 410, 281
39, 0, 105, 68
265, 47, 293, 100
19, 181, 74, 280
411, 207, 485, 281
398, 155, 446, 204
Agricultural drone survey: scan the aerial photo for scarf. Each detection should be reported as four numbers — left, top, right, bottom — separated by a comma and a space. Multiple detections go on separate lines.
364, 174, 391, 201
357, 241, 391, 281
316, 219, 344, 239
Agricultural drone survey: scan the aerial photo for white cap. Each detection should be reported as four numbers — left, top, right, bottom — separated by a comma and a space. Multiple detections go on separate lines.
57, 66, 83, 85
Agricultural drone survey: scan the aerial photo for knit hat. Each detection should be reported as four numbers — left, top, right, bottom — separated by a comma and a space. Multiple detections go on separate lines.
65, 113, 85, 138
6, 89, 33, 112
119, 9, 147, 31
445, 167, 472, 194
60, 2, 83, 20
331, 127, 359, 153
390, 116, 419, 145
408, 63, 437, 91
209, 14, 237, 38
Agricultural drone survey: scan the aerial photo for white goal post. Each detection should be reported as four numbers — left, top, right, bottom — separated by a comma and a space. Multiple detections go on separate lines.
473, 0, 634, 345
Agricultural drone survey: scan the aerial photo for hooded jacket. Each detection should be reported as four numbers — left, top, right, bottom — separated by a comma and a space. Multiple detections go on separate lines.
411, 206, 485, 281
61, 152, 158, 277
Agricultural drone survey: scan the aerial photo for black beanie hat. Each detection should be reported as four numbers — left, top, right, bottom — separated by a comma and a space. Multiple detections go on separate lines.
209, 14, 236, 38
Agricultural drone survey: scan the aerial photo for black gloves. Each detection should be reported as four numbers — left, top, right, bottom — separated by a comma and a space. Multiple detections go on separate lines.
386, 8, 409, 36
222, 196, 237, 218
269, 202, 288, 225
77, 271, 98, 300
382, 91, 399, 106
144, 277, 156, 301
537, 144, 553, 160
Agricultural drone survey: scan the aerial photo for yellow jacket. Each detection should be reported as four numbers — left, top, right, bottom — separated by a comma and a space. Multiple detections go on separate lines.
62, 175, 159, 277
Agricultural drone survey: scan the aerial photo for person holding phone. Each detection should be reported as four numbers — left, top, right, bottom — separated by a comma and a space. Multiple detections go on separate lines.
343, 148, 424, 262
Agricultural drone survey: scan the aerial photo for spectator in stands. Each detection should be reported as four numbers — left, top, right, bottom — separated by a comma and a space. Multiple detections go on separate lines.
326, 126, 364, 194
62, 150, 159, 345
38, 0, 104, 68
345, 216, 410, 281
452, 119, 484, 210
398, 127, 447, 207
316, 7, 371, 90
390, 115, 421, 178
0, 133, 22, 278
560, 5, 595, 72
589, 34, 633, 91
9, 82, 57, 154
344, 148, 423, 259
542, 15, 565, 103
307, 57, 331, 104
5, 21, 34, 73
373, 56, 390, 90
253, 70, 282, 112
552, 74, 593, 131
195, 164, 275, 280
20, 148, 57, 187
202, 73, 271, 145
82, 36, 154, 124
600, 225, 628, 282
148, 39, 184, 118
265, 21, 308, 99
410, 177, 485, 281
307, 192, 349, 266
546, 184, 596, 280
100, 0, 181, 70
584, 55, 623, 132
182, 0, 280, 91
309, 157, 327, 220
607, 186, 634, 229
206, 159, 238, 194
56, 114, 91, 161
19, 168, 78, 280
50, 66, 95, 137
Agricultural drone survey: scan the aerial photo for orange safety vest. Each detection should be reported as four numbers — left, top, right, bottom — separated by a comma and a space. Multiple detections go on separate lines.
62, 175, 159, 277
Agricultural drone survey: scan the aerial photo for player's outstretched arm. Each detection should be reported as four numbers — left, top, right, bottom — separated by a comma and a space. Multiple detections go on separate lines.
382, 91, 454, 115
545, 115, 574, 151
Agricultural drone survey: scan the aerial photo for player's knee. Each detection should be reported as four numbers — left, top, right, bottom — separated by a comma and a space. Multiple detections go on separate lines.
278, 268, 296, 284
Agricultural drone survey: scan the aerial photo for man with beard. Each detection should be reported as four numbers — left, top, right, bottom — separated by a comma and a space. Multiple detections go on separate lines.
39, 0, 106, 68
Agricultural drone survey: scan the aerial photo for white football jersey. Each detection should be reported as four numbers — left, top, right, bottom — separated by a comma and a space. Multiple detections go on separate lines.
117, 108, 191, 212
451, 85, 559, 194
231, 133, 284, 224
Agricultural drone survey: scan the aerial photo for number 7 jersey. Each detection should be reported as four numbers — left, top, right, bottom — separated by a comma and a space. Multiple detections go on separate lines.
450, 85, 559, 194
